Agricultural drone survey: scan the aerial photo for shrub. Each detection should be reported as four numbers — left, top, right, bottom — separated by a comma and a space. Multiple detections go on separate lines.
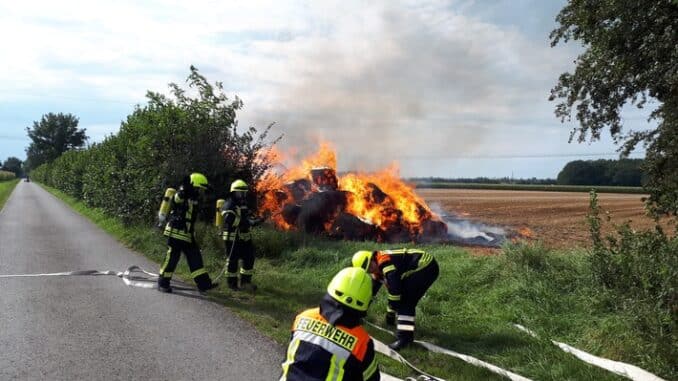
588, 190, 677, 351
0, 170, 16, 181
30, 67, 277, 224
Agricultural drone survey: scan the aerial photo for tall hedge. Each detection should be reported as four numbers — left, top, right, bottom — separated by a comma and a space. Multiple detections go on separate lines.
0, 170, 16, 181
32, 67, 275, 223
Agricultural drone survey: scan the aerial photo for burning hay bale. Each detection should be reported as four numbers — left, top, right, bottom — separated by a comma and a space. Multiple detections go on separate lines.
421, 220, 448, 242
285, 179, 312, 202
329, 213, 380, 241
256, 143, 506, 246
262, 168, 448, 242
310, 167, 338, 191
294, 190, 348, 234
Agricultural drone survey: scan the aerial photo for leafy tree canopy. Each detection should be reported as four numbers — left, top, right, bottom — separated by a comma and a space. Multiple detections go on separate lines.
557, 158, 645, 186
2, 157, 23, 177
25, 112, 88, 170
550, 0, 678, 214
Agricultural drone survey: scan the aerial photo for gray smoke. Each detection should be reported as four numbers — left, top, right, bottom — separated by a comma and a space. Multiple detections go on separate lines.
242, 1, 569, 174
429, 202, 505, 244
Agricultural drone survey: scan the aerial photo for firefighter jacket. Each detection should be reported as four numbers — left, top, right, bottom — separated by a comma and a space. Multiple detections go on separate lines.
163, 186, 199, 243
371, 249, 434, 312
280, 307, 379, 381
220, 198, 256, 242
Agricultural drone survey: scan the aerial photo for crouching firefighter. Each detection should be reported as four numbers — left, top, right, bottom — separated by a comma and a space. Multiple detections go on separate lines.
352, 248, 439, 351
280, 267, 380, 381
157, 173, 218, 293
219, 179, 262, 291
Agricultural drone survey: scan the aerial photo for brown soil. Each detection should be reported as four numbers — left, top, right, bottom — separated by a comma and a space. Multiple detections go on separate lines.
418, 188, 674, 249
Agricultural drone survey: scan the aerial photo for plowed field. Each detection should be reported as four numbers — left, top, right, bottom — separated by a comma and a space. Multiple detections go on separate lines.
418, 188, 673, 249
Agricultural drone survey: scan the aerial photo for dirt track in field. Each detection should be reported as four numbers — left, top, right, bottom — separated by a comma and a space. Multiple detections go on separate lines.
418, 188, 674, 249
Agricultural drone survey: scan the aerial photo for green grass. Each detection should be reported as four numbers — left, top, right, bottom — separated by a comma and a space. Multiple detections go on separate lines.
37, 183, 675, 381
0, 179, 20, 211
417, 182, 646, 194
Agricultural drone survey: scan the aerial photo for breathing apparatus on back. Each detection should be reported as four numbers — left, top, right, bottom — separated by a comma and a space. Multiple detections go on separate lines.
157, 188, 176, 227
215, 199, 226, 228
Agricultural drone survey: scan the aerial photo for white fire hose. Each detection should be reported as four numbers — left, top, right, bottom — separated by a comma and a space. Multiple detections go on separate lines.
0, 265, 196, 291
512, 324, 666, 381
367, 321, 533, 381
1, 268, 666, 381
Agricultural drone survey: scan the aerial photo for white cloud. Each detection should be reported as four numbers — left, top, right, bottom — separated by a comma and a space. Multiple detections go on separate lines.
2, 0, 625, 177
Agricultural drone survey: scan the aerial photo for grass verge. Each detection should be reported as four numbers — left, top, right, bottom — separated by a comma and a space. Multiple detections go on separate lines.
38, 183, 675, 381
0, 179, 20, 211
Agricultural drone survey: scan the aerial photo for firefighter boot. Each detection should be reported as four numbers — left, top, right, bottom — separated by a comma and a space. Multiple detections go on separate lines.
227, 276, 239, 291
157, 276, 172, 293
388, 331, 414, 351
199, 281, 219, 294
239, 275, 257, 292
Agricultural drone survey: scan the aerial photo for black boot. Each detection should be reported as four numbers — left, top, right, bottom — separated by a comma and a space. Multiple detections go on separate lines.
240, 276, 257, 292
388, 331, 414, 351
199, 281, 219, 293
227, 276, 239, 291
157, 276, 172, 293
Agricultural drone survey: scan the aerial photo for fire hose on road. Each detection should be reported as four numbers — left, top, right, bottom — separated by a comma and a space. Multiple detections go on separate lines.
0, 266, 666, 381
0, 265, 198, 291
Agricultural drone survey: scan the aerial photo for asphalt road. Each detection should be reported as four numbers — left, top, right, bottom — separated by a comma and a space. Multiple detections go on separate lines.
0, 181, 283, 380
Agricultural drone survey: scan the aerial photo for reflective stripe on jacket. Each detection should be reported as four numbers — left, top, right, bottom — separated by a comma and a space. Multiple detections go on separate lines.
163, 188, 199, 243
373, 249, 434, 309
220, 198, 253, 241
280, 308, 379, 381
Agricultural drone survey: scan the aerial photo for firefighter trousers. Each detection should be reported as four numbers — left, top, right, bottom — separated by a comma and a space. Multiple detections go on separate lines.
225, 239, 255, 287
396, 259, 440, 339
158, 237, 213, 291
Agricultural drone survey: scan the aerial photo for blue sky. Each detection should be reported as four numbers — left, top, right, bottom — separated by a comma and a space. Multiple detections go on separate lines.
0, 0, 649, 178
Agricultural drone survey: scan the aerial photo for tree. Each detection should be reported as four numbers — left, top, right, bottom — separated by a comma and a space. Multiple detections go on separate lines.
557, 159, 644, 186
2, 157, 23, 177
25, 113, 88, 170
31, 67, 278, 223
550, 0, 678, 215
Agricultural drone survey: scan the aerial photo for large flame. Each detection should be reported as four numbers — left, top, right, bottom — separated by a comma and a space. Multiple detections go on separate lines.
256, 141, 443, 242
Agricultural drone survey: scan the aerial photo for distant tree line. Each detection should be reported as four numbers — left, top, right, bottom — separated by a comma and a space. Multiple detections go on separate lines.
556, 159, 645, 186
412, 159, 645, 187
410, 177, 557, 185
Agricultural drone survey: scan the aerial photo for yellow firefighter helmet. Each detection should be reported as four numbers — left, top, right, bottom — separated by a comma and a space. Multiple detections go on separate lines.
326, 267, 372, 312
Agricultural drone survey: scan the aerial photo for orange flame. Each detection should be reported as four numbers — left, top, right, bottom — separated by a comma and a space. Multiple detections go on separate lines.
518, 227, 534, 239
256, 141, 441, 239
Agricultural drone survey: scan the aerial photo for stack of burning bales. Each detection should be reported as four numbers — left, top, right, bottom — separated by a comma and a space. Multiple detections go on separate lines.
264, 166, 448, 243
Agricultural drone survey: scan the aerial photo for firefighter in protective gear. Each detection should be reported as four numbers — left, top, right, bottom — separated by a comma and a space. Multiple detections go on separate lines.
158, 173, 218, 293
280, 267, 380, 381
352, 248, 439, 351
220, 179, 261, 291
